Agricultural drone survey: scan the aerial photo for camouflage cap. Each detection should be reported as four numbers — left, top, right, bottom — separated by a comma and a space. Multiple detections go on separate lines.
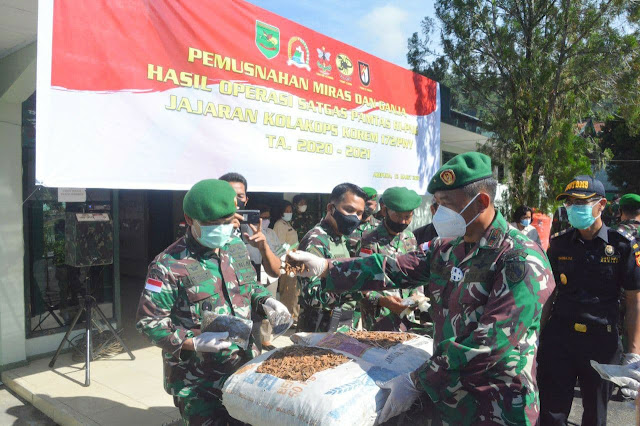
427, 152, 493, 194
183, 179, 237, 222
381, 187, 422, 212
620, 193, 640, 208
362, 187, 378, 200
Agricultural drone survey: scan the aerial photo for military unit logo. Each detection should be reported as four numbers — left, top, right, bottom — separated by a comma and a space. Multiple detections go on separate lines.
560, 273, 567, 285
450, 267, 464, 282
316, 47, 332, 77
336, 53, 353, 82
287, 36, 311, 71
440, 169, 456, 185
255, 21, 280, 59
358, 61, 370, 86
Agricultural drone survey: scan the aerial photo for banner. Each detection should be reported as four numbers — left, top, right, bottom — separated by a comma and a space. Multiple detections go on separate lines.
37, 0, 440, 192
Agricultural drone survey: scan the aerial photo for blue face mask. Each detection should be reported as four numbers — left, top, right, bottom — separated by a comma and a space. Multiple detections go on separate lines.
195, 221, 234, 248
520, 219, 531, 227
566, 204, 600, 230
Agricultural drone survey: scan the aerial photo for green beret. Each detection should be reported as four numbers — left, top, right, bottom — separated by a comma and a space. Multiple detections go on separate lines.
183, 179, 237, 222
427, 152, 493, 194
620, 193, 640, 208
381, 187, 422, 212
362, 187, 378, 200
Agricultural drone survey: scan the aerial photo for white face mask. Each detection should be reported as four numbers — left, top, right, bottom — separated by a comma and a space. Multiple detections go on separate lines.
283, 212, 293, 222
298, 205, 308, 213
261, 218, 270, 229
432, 193, 483, 238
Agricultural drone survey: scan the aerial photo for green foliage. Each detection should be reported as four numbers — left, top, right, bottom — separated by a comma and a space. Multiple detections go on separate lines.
600, 119, 640, 194
429, 0, 638, 213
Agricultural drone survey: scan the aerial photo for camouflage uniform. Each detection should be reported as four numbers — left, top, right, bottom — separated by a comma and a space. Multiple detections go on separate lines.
346, 216, 380, 256
136, 229, 271, 425
297, 219, 362, 333
321, 212, 555, 425
359, 223, 419, 331
291, 210, 316, 242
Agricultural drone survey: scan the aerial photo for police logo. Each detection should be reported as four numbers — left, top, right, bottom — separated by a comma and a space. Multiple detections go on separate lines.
560, 273, 568, 285
505, 260, 526, 283
440, 169, 456, 186
605, 245, 614, 256
358, 61, 370, 86
450, 267, 464, 282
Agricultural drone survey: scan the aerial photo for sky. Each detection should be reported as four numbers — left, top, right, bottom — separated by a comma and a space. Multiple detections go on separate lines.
246, 0, 437, 69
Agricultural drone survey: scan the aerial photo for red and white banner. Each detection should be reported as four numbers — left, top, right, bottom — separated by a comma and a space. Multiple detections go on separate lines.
37, 0, 440, 192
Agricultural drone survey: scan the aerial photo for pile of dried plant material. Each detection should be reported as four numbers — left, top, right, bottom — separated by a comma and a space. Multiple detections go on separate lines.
345, 331, 416, 349
282, 250, 308, 277
256, 346, 349, 381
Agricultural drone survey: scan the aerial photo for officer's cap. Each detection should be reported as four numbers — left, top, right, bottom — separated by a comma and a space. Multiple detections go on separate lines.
620, 193, 640, 208
362, 187, 378, 200
381, 187, 422, 212
427, 152, 493, 194
183, 179, 237, 222
556, 175, 605, 201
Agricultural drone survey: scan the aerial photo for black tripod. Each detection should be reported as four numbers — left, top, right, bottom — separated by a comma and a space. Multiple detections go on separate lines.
49, 267, 135, 386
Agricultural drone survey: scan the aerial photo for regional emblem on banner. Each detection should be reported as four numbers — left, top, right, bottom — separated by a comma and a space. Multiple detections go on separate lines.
316, 47, 332, 78
336, 53, 353, 82
287, 37, 311, 71
358, 61, 370, 86
255, 21, 280, 59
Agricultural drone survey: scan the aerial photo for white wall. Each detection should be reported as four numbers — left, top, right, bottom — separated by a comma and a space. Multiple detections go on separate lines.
0, 43, 36, 367
0, 101, 27, 366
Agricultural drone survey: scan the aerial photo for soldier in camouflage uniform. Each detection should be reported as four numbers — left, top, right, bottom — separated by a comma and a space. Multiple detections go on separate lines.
347, 187, 380, 256
290, 153, 555, 425
136, 179, 291, 426
617, 194, 640, 239
297, 183, 366, 333
291, 194, 316, 242
359, 187, 422, 331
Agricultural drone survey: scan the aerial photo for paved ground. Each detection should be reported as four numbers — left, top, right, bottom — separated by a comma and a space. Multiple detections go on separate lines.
0, 382, 57, 425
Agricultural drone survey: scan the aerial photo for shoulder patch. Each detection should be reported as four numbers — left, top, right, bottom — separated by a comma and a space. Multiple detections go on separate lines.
505, 259, 526, 283
145, 277, 163, 293
551, 227, 574, 240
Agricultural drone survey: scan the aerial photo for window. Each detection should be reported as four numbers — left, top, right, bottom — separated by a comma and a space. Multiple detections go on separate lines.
22, 93, 115, 337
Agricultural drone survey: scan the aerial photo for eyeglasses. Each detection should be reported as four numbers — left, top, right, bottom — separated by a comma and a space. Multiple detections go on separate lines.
563, 197, 602, 208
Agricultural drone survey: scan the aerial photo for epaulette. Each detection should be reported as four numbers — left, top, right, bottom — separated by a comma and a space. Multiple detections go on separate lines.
550, 227, 574, 240
614, 227, 640, 249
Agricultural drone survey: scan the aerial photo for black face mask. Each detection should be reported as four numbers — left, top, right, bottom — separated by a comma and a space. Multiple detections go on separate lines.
385, 214, 409, 233
331, 205, 360, 236
362, 206, 375, 221
237, 199, 246, 209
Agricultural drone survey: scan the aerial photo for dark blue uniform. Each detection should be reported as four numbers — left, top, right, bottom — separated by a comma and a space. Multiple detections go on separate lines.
538, 225, 640, 426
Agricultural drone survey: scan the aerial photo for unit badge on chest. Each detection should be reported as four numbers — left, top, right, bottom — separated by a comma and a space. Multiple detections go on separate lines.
450, 267, 464, 282
605, 245, 614, 256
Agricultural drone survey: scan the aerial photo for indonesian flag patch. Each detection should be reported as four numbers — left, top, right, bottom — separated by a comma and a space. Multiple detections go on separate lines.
360, 248, 373, 257
145, 277, 163, 293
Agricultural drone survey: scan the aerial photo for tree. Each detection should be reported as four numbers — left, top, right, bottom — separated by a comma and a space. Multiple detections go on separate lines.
407, 17, 450, 83
430, 0, 638, 212
600, 119, 640, 194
